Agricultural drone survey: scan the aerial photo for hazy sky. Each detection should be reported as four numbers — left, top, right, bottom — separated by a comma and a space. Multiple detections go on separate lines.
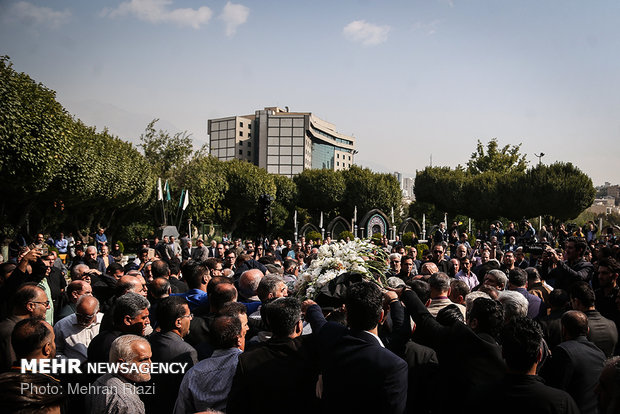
2, 0, 619, 185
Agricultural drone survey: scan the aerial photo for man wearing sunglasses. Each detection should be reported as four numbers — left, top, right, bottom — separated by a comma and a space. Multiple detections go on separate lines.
54, 295, 102, 363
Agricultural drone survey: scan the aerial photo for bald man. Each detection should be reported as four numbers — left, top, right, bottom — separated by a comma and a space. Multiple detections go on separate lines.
238, 269, 264, 303
54, 295, 103, 363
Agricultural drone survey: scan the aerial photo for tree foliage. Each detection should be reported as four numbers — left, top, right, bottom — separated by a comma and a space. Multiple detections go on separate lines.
467, 138, 527, 175
139, 119, 193, 180
415, 159, 595, 221
294, 169, 345, 213
341, 166, 402, 220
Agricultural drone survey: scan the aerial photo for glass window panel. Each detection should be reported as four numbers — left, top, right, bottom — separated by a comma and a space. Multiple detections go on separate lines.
268, 127, 279, 137
227, 148, 235, 157
267, 147, 279, 155
227, 129, 234, 138
293, 137, 304, 146
292, 147, 303, 155
280, 147, 291, 155
293, 128, 304, 137
227, 120, 235, 128
267, 165, 278, 173
281, 137, 292, 146
280, 118, 292, 127
268, 155, 279, 164
292, 165, 303, 174
280, 156, 292, 164
280, 165, 292, 174
280, 127, 292, 137
268, 137, 279, 146
293, 118, 304, 127
293, 156, 303, 165
268, 118, 279, 127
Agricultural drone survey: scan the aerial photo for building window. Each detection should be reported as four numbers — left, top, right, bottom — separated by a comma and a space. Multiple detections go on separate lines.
248, 142, 251, 147
240, 122, 243, 127
248, 133, 251, 138
239, 149, 243, 155
247, 151, 251, 156
348, 156, 351, 160
239, 131, 243, 137
337, 154, 339, 159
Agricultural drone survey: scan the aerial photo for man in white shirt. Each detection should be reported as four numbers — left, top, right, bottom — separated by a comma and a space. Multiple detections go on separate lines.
54, 295, 103, 363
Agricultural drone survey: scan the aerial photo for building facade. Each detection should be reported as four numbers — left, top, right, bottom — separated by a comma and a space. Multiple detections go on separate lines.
207, 107, 355, 177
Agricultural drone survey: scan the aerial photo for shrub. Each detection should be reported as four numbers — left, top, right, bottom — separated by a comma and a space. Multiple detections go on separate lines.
306, 230, 322, 244
338, 230, 355, 241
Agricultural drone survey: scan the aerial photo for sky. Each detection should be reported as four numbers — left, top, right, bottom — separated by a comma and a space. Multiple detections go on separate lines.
2, 0, 619, 186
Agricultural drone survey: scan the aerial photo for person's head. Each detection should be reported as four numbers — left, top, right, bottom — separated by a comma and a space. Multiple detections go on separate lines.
182, 261, 211, 291
157, 296, 192, 337
263, 297, 303, 338
151, 260, 170, 279
400, 256, 415, 275
468, 297, 504, 338
484, 269, 508, 291
569, 281, 596, 311
596, 356, 620, 413
257, 275, 288, 302
113, 292, 150, 335
106, 262, 124, 280
566, 236, 587, 262
216, 243, 226, 257
12, 318, 55, 360
13, 284, 49, 318
503, 251, 515, 268
210, 316, 245, 351
224, 250, 237, 268
460, 257, 473, 273
71, 264, 90, 282
515, 247, 525, 262
436, 304, 465, 326
465, 291, 491, 320
75, 295, 99, 328
0, 372, 66, 413
420, 262, 439, 276
508, 268, 528, 289
148, 277, 171, 299
408, 247, 418, 260
598, 258, 620, 289
498, 290, 529, 321
432, 245, 445, 262
239, 269, 264, 301
408, 279, 431, 305
428, 272, 450, 296
109, 335, 152, 382
389, 253, 401, 272
561, 310, 589, 340
449, 279, 470, 305
500, 317, 543, 374
85, 245, 98, 261
117, 275, 147, 297
480, 249, 491, 263
66, 280, 92, 304
525, 267, 541, 286
456, 244, 468, 259
345, 282, 384, 331
283, 257, 298, 275
205, 258, 224, 277
219, 302, 249, 338
450, 258, 460, 274
208, 279, 238, 312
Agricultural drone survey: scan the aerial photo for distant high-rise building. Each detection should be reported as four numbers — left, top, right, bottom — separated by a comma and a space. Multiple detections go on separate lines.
207, 107, 356, 177
402, 177, 415, 199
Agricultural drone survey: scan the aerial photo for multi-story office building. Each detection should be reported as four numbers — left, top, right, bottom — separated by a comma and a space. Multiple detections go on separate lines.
207, 107, 356, 177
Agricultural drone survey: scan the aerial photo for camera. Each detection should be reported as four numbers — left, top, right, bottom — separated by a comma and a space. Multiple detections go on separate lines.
523, 242, 549, 255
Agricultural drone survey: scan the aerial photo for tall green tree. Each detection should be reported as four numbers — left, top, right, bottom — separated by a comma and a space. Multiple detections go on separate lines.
221, 159, 276, 234
341, 165, 402, 220
294, 169, 345, 214
139, 119, 194, 180
467, 138, 527, 175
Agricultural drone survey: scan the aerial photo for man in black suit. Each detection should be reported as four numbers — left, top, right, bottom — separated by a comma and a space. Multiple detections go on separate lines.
146, 296, 197, 414
569, 282, 618, 357
541, 310, 605, 414
399, 289, 506, 413
304, 281, 408, 414
227, 297, 319, 413
471, 316, 579, 414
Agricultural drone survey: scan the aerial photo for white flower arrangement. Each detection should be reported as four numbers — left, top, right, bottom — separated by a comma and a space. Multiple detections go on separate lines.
295, 238, 388, 300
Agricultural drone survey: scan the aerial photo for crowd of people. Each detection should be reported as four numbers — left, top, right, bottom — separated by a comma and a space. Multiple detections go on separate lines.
0, 221, 619, 413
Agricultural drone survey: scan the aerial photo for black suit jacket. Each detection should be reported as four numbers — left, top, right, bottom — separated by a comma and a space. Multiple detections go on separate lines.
401, 289, 506, 413
584, 309, 618, 357
146, 331, 198, 414
227, 336, 319, 414
541, 336, 606, 414
305, 304, 408, 414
